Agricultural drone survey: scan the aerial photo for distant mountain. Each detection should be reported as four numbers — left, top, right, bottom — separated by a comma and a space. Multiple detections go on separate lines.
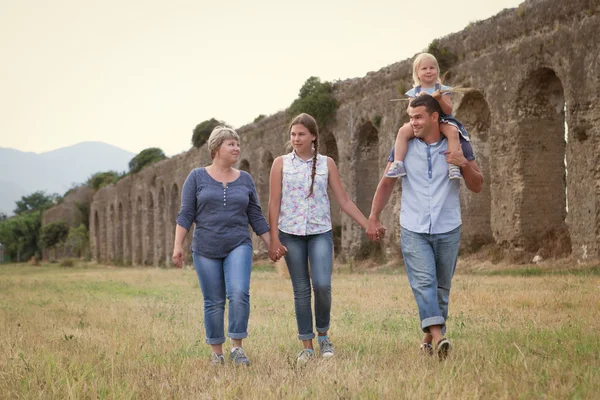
0, 142, 136, 215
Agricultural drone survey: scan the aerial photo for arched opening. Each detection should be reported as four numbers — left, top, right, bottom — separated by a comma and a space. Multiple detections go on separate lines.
257, 151, 274, 215
126, 200, 132, 265
354, 120, 380, 258
117, 202, 124, 263
516, 68, 570, 256
145, 191, 155, 265
320, 130, 342, 255
239, 159, 250, 174
135, 196, 143, 265
109, 204, 115, 262
170, 183, 180, 266
102, 207, 108, 263
454, 90, 493, 253
94, 210, 100, 262
157, 187, 166, 266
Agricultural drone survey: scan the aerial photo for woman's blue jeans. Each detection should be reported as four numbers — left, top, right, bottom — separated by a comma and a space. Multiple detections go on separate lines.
401, 226, 461, 334
192, 244, 252, 345
279, 230, 333, 340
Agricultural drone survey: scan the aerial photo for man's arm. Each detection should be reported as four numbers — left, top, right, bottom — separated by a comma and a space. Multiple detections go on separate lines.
444, 147, 483, 193
367, 162, 397, 240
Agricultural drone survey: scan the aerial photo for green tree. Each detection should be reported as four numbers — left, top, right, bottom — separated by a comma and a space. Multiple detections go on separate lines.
65, 224, 89, 258
128, 148, 167, 174
0, 213, 7, 221
288, 77, 338, 128
14, 191, 59, 215
0, 210, 42, 261
192, 118, 224, 148
87, 171, 122, 189
39, 220, 69, 249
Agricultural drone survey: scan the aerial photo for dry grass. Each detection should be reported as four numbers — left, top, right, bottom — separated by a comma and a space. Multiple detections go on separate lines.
1, 260, 599, 399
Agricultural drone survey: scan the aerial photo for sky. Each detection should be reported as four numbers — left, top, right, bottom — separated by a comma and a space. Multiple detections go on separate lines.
1, 0, 523, 157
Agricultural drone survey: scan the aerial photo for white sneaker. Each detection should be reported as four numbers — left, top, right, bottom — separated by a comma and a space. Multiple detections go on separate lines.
319, 338, 334, 358
386, 161, 407, 178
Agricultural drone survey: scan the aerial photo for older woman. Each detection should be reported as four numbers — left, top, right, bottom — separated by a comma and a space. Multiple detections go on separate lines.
172, 126, 273, 366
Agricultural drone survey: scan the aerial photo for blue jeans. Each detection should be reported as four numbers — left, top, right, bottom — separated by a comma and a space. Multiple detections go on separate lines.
401, 226, 461, 334
279, 230, 333, 340
192, 244, 252, 345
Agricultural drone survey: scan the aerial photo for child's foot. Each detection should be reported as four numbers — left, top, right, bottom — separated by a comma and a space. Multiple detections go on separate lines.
449, 164, 461, 180
319, 338, 334, 358
297, 348, 315, 364
386, 161, 406, 178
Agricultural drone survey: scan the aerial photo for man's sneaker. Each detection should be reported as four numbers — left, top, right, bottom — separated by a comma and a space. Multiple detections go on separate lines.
319, 338, 334, 358
420, 342, 434, 356
210, 352, 225, 365
449, 164, 462, 180
296, 348, 315, 364
386, 161, 407, 178
230, 347, 251, 366
436, 338, 451, 360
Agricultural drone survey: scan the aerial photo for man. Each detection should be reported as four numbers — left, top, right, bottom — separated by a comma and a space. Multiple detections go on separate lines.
367, 95, 483, 359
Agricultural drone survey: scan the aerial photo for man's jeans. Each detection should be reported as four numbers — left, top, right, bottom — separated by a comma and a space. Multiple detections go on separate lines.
192, 244, 252, 344
279, 230, 333, 340
401, 226, 461, 334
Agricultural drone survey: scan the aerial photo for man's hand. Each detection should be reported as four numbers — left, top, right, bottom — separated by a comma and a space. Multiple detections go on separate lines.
443, 146, 468, 169
367, 217, 386, 242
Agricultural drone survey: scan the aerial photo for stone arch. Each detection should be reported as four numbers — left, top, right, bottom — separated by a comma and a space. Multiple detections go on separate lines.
145, 191, 155, 265
455, 90, 493, 252
125, 200, 132, 265
169, 183, 180, 265
94, 210, 100, 262
109, 204, 116, 262
354, 120, 380, 257
102, 207, 108, 263
239, 159, 250, 174
157, 187, 166, 266
320, 130, 342, 254
135, 196, 143, 265
117, 202, 124, 263
515, 67, 570, 254
257, 151, 274, 214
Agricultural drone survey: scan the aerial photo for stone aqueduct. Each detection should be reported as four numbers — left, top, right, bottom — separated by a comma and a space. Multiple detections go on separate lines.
88, 0, 600, 265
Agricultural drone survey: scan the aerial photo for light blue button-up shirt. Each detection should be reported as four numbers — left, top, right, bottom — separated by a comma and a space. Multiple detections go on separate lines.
399, 137, 461, 234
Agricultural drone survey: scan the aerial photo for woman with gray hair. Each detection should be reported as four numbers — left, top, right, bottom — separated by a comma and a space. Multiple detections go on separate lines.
173, 126, 276, 366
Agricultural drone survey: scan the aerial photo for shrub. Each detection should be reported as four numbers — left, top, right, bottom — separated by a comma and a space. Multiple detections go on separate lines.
192, 118, 225, 148
288, 77, 338, 128
128, 148, 167, 174
427, 40, 458, 75
253, 114, 266, 123
60, 258, 75, 267
39, 220, 69, 249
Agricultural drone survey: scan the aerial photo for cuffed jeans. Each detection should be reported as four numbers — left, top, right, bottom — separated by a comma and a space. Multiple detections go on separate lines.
192, 244, 252, 345
401, 226, 461, 334
279, 230, 333, 340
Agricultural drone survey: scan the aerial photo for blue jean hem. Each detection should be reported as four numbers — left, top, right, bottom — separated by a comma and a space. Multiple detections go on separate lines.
316, 325, 330, 333
228, 332, 248, 340
298, 333, 315, 340
421, 316, 445, 332
206, 337, 226, 345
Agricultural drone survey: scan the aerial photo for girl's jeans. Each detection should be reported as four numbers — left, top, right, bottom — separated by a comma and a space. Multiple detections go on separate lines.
279, 230, 333, 340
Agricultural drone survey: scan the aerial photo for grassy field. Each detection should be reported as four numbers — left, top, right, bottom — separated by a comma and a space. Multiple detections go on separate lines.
0, 260, 599, 399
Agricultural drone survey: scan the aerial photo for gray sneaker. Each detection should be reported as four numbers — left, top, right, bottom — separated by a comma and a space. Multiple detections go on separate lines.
210, 352, 225, 365
386, 161, 407, 178
296, 348, 315, 364
230, 347, 251, 366
420, 342, 434, 356
319, 338, 334, 358
449, 164, 462, 180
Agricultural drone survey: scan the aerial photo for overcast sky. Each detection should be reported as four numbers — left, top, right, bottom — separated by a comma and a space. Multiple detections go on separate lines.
1, 0, 523, 156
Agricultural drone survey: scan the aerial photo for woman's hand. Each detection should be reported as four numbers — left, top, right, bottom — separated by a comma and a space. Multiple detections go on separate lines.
268, 239, 287, 262
172, 244, 185, 268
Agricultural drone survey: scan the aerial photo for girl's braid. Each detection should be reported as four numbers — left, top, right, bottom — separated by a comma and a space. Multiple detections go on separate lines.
308, 139, 318, 198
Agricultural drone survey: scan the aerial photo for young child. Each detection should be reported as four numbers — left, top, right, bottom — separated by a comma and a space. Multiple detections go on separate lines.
386, 52, 470, 179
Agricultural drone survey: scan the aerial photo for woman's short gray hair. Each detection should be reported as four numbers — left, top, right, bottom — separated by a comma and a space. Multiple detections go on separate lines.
207, 126, 240, 159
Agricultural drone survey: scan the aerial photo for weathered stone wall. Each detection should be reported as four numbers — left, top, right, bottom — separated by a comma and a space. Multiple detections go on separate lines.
85, 0, 600, 265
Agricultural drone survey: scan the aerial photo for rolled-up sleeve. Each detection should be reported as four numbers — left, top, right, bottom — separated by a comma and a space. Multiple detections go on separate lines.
246, 176, 269, 236
176, 169, 197, 231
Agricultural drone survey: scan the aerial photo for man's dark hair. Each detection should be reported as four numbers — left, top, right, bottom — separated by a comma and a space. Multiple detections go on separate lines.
410, 95, 443, 121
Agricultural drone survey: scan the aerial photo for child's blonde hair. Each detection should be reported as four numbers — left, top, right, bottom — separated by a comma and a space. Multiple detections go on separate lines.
412, 53, 441, 87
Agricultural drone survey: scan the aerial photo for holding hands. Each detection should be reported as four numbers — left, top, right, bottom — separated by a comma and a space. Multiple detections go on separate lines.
366, 217, 386, 242
268, 239, 288, 262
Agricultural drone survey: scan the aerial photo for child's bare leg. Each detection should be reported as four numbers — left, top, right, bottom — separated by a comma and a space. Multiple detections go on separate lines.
386, 123, 414, 178
440, 123, 462, 180
394, 123, 414, 162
